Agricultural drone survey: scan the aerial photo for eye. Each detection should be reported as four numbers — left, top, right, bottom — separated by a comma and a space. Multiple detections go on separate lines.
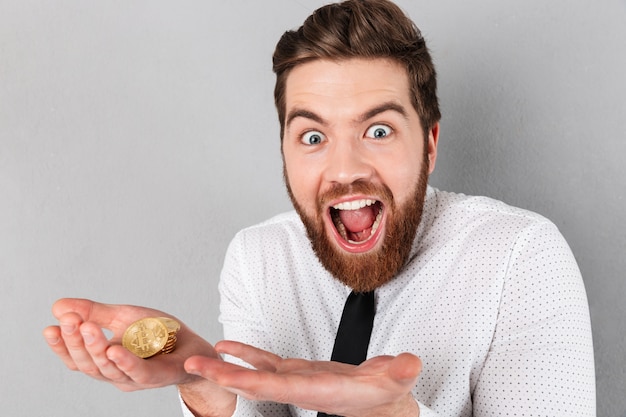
365, 124, 392, 139
301, 130, 325, 145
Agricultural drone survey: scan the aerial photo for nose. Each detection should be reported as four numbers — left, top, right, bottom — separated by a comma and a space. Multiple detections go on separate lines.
323, 137, 374, 185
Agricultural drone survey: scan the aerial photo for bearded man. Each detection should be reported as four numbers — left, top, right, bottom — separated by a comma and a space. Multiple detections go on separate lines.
44, 1, 595, 416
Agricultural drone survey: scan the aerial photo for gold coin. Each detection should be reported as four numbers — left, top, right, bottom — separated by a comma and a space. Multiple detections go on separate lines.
161, 342, 177, 354
162, 335, 177, 347
157, 317, 181, 333
159, 317, 179, 355
122, 318, 170, 359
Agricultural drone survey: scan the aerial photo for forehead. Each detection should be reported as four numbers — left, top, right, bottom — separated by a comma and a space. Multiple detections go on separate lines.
284, 58, 413, 116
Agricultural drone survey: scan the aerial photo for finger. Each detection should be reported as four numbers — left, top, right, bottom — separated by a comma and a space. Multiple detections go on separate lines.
52, 298, 127, 331
105, 345, 155, 385
185, 354, 234, 380
53, 298, 99, 321
185, 356, 286, 401
109, 344, 197, 388
187, 353, 348, 407
215, 341, 282, 372
184, 354, 281, 391
387, 353, 421, 383
57, 312, 105, 379
355, 355, 395, 375
356, 353, 420, 380
275, 358, 355, 375
43, 325, 79, 371
215, 341, 355, 375
53, 298, 168, 332
79, 321, 129, 382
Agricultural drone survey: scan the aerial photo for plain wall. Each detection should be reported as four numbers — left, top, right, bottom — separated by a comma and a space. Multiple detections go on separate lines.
1, 1, 624, 416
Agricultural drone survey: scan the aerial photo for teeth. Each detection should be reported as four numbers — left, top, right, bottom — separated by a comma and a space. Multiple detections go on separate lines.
336, 221, 348, 240
332, 199, 376, 211
371, 209, 382, 232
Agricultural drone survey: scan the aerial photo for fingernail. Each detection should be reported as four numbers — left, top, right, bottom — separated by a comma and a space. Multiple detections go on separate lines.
81, 331, 94, 345
60, 323, 75, 335
46, 336, 60, 345
184, 363, 200, 376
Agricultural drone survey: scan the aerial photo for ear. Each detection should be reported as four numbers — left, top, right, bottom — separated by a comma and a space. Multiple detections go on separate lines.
427, 122, 440, 174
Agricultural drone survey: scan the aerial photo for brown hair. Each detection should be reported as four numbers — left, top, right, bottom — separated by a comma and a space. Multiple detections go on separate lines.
272, 0, 441, 140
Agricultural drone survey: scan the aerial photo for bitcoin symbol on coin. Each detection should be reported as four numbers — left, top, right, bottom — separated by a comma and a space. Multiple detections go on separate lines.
122, 317, 179, 359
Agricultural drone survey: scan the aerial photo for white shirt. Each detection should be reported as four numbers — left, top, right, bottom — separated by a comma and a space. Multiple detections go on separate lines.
182, 186, 595, 416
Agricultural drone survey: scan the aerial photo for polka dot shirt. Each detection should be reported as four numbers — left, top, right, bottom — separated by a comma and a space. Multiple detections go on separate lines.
182, 186, 595, 416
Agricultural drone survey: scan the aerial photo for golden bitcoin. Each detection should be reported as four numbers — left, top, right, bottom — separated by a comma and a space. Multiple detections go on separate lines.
158, 317, 181, 333
122, 317, 170, 359
161, 334, 177, 354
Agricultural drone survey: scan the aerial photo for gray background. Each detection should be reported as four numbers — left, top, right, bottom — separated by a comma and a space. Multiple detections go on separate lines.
1, 0, 624, 416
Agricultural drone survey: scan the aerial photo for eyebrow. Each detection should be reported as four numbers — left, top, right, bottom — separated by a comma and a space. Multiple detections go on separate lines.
285, 101, 409, 130
286, 108, 326, 128
359, 101, 409, 123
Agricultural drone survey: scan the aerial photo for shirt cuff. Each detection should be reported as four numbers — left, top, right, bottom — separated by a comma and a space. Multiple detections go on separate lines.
416, 399, 439, 417
179, 390, 199, 417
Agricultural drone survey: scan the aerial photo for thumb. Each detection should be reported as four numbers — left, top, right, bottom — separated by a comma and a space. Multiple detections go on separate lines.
387, 353, 422, 383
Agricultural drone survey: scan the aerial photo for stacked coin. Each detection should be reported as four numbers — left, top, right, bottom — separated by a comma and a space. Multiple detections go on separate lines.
122, 317, 181, 359
158, 317, 180, 355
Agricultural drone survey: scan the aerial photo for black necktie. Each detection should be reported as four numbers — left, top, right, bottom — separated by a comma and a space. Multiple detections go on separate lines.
317, 290, 376, 417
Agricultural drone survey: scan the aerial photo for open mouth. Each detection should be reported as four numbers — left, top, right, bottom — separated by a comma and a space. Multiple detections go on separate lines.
330, 199, 384, 248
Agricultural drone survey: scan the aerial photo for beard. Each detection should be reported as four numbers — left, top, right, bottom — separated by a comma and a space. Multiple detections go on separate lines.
284, 153, 429, 293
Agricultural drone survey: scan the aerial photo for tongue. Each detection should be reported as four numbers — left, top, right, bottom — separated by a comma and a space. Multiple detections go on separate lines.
338, 206, 376, 233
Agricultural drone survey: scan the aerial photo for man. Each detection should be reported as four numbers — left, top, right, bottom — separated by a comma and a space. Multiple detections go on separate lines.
43, 1, 595, 416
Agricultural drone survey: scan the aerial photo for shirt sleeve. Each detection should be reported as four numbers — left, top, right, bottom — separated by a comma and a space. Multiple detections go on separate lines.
416, 400, 440, 417
179, 393, 196, 417
472, 221, 596, 415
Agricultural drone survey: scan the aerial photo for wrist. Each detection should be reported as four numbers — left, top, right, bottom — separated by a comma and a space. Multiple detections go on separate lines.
178, 378, 237, 417
357, 393, 419, 417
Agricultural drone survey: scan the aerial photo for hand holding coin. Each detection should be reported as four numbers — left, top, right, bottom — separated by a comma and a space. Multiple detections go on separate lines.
43, 298, 218, 392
